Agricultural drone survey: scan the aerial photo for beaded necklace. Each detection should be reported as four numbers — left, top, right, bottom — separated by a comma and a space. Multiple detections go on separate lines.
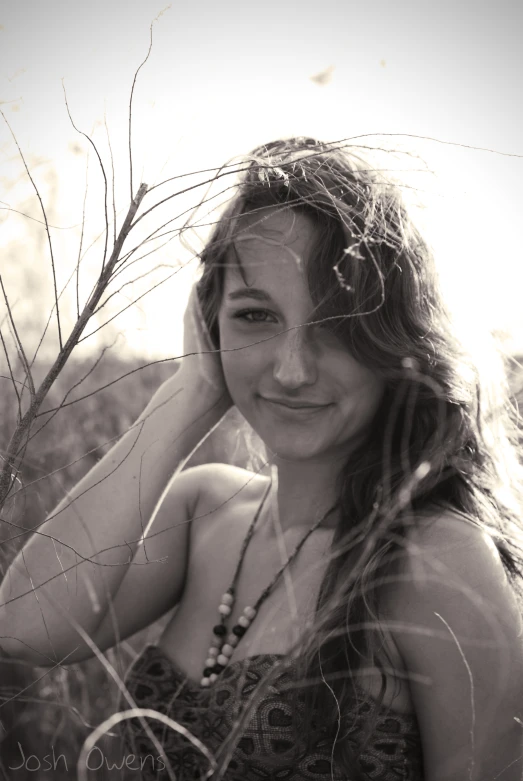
200, 480, 339, 687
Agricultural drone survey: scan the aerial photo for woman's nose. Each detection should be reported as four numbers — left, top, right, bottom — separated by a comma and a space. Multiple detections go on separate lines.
272, 328, 318, 389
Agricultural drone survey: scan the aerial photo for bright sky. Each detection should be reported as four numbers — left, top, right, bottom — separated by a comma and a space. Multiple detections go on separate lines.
1, 0, 523, 364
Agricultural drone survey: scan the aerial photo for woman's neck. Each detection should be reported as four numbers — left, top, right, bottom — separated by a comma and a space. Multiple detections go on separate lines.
260, 456, 345, 534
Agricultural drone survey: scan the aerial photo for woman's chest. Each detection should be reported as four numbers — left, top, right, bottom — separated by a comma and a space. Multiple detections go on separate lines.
159, 504, 328, 666
158, 493, 415, 715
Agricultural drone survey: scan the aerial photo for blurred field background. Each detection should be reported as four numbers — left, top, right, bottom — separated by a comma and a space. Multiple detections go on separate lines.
2, 0, 523, 777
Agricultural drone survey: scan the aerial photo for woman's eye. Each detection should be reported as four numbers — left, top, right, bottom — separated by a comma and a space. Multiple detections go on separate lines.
233, 309, 276, 324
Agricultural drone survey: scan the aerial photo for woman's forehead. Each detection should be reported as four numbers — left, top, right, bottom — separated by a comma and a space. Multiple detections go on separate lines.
234, 206, 313, 239
229, 208, 317, 264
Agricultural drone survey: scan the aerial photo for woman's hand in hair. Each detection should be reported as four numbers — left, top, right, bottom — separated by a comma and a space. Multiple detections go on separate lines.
181, 283, 232, 404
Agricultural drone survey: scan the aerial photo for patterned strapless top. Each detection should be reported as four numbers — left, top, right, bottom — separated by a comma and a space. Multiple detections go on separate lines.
120, 644, 424, 781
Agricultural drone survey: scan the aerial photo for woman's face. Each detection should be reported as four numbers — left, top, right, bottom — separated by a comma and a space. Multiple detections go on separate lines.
217, 208, 385, 462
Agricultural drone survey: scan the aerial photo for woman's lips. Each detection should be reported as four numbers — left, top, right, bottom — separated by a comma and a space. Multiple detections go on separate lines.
262, 397, 332, 415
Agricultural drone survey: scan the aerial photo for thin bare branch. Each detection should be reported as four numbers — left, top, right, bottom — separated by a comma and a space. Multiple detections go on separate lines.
30, 293, 61, 369
62, 81, 109, 272
109, 236, 178, 285
0, 202, 79, 230
142, 134, 430, 205
30, 197, 96, 369
33, 355, 178, 418
0, 420, 148, 551
95, 263, 180, 313
0, 327, 22, 418
3, 429, 124, 502
1, 110, 64, 350
70, 205, 129, 308
131, 164, 254, 228
123, 181, 240, 262
104, 113, 117, 247
76, 151, 90, 319
0, 184, 148, 507
24, 337, 121, 447
0, 275, 35, 400
346, 131, 523, 158
0, 374, 26, 389
80, 264, 184, 341
128, 23, 154, 200
148, 159, 251, 193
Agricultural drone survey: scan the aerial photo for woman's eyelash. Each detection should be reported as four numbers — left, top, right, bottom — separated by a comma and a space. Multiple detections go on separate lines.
233, 309, 276, 324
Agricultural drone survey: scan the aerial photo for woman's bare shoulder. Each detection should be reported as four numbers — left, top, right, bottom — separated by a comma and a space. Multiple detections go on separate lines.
380, 508, 523, 775
405, 507, 502, 567
382, 507, 515, 617
181, 462, 269, 520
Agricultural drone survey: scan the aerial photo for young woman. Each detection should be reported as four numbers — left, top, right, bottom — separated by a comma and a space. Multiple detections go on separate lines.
2, 138, 523, 780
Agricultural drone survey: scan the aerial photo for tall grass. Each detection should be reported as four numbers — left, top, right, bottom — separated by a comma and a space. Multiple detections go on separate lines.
0, 352, 262, 780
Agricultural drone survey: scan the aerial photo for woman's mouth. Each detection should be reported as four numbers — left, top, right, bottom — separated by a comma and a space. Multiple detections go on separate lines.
261, 397, 332, 415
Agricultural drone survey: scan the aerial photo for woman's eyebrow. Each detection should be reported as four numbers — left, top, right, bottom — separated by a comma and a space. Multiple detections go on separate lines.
227, 288, 273, 302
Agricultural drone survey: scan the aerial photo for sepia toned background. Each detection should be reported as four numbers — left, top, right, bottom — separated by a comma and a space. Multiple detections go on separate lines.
2, 0, 523, 359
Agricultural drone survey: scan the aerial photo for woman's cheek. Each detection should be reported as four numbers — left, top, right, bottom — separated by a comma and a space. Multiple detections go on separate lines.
223, 352, 260, 404
221, 356, 246, 397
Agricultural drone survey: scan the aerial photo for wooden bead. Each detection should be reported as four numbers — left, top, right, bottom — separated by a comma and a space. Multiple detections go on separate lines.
221, 593, 234, 606
200, 677, 211, 688
221, 644, 234, 657
243, 606, 257, 619
213, 624, 227, 636
238, 615, 251, 628
218, 604, 232, 616
208, 646, 219, 657
217, 654, 229, 666
205, 657, 217, 668
209, 673, 218, 683
227, 634, 239, 647
232, 625, 246, 637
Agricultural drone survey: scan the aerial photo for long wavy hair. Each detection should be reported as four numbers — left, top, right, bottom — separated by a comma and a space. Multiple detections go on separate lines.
194, 137, 523, 774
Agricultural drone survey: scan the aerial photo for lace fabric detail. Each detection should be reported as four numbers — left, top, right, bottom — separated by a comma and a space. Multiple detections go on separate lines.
119, 644, 424, 781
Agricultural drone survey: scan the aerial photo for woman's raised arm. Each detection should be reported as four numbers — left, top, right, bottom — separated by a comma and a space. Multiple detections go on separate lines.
0, 287, 232, 666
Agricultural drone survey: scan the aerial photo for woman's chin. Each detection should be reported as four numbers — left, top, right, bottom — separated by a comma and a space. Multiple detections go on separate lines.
237, 402, 350, 462
260, 434, 329, 463
254, 423, 361, 465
